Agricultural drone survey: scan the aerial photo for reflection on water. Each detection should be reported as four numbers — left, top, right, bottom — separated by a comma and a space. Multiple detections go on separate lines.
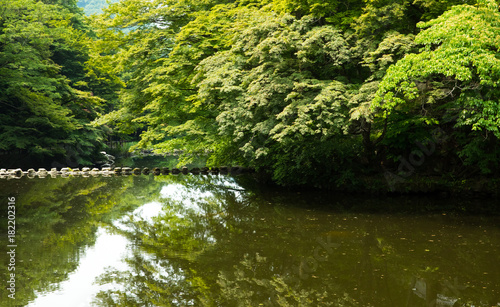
28, 229, 128, 307
0, 175, 499, 306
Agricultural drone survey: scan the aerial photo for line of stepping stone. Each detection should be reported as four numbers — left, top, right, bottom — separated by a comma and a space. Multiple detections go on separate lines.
0, 166, 252, 179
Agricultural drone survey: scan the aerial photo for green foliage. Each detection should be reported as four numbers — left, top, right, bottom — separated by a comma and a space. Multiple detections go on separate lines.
1, 0, 497, 181
262, 137, 364, 186
455, 130, 500, 174
0, 0, 110, 165
373, 0, 500, 172
88, 0, 249, 161
84, 0, 500, 183
354, 0, 477, 40
374, 0, 500, 113
354, 0, 412, 39
362, 31, 417, 80
194, 13, 360, 184
272, 0, 364, 28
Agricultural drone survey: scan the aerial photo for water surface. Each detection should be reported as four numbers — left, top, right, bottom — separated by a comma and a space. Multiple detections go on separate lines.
0, 175, 499, 306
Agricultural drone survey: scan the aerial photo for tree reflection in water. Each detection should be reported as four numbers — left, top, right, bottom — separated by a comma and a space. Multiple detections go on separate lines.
0, 175, 161, 305
1, 174, 498, 306
92, 175, 500, 307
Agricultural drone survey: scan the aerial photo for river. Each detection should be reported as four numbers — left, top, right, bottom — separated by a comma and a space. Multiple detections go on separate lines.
0, 174, 499, 306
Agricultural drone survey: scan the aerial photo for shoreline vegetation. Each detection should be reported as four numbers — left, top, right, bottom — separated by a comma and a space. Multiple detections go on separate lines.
1, 0, 500, 194
1, 165, 499, 199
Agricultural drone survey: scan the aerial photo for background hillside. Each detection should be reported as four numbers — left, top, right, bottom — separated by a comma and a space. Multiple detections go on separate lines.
77, 0, 117, 15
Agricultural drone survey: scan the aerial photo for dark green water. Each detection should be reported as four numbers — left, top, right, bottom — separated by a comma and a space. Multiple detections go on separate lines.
0, 175, 499, 306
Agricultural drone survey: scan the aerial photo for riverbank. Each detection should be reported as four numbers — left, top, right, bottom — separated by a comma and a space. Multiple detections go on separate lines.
1, 165, 499, 199
251, 169, 500, 199
0, 166, 252, 179
320, 175, 500, 199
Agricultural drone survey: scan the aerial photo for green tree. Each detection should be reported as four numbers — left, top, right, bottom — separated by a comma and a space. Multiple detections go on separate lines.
87, 0, 500, 185
0, 0, 107, 166
89, 1, 262, 163
373, 0, 500, 173
195, 12, 362, 185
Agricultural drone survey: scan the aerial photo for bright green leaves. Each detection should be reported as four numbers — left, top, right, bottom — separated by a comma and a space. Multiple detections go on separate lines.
413, 0, 477, 21
415, 0, 500, 87
0, 0, 106, 163
83, 0, 500, 182
0, 0, 67, 97
195, 12, 355, 182
374, 1, 500, 131
89, 1, 263, 163
371, 0, 500, 172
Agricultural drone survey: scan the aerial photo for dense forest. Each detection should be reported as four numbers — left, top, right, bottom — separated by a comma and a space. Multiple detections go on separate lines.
1, 0, 500, 187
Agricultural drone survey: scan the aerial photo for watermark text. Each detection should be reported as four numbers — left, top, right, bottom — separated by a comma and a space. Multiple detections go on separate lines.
7, 196, 16, 300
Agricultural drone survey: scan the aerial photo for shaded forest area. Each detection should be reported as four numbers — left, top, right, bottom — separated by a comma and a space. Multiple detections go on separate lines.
1, 0, 500, 188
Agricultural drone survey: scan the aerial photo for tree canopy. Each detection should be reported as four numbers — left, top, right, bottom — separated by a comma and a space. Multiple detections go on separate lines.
3, 0, 500, 185
0, 0, 111, 166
